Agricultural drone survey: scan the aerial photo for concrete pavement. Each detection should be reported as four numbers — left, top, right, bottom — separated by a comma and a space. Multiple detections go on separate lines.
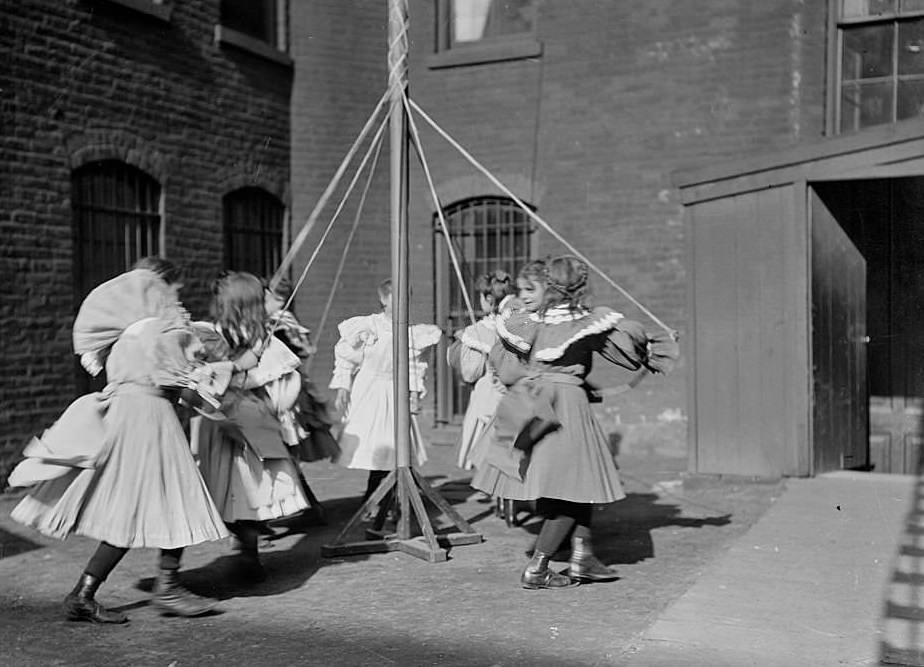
620, 471, 917, 666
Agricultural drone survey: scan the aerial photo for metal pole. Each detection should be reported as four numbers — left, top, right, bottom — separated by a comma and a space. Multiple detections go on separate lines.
388, 0, 411, 539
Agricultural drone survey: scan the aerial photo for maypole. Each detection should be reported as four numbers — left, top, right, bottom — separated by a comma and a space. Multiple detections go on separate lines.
387, 0, 412, 539
321, 0, 482, 562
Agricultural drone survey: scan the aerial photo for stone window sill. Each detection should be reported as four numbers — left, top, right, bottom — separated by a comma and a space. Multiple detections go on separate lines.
427, 38, 542, 69
214, 25, 293, 68
95, 0, 172, 21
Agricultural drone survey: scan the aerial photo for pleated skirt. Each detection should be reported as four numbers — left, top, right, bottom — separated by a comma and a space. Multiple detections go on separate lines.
11, 392, 229, 549
471, 382, 625, 504
457, 375, 504, 470
196, 419, 309, 523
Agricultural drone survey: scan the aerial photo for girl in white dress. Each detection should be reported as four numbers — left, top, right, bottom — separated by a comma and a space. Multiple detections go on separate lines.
330, 279, 442, 512
448, 270, 515, 470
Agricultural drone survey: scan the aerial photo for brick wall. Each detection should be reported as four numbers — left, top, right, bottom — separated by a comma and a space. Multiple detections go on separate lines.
1, 0, 291, 484
290, 0, 828, 458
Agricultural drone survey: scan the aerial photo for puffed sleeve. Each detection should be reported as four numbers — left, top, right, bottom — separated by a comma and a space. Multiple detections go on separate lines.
409, 324, 442, 396
598, 320, 679, 374
329, 315, 374, 391
456, 321, 495, 383
147, 320, 233, 408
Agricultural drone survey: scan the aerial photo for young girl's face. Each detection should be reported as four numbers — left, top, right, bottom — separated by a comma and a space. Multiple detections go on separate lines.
264, 289, 285, 315
516, 277, 545, 312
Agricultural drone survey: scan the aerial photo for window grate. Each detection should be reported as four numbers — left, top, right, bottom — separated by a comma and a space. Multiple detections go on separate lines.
71, 160, 162, 392
433, 196, 534, 424
223, 186, 285, 279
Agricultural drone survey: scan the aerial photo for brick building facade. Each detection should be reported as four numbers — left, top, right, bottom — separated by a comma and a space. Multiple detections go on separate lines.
1, 0, 292, 482
3, 1, 905, 482
287, 1, 829, 461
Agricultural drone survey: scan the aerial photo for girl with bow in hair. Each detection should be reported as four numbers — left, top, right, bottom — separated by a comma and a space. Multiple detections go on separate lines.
473, 255, 678, 589
8, 257, 232, 622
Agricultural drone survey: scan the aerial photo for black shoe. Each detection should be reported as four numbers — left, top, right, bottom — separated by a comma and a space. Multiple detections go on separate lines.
63, 573, 128, 624
568, 555, 620, 583
152, 569, 218, 617
520, 552, 580, 590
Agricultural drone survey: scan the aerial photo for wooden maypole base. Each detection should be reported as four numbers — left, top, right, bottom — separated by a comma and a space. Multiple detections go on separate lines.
321, 466, 483, 563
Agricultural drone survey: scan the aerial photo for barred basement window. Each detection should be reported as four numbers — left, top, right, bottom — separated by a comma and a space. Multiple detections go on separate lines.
836, 0, 924, 132
71, 160, 162, 391
223, 187, 285, 279
433, 196, 535, 424
72, 160, 162, 305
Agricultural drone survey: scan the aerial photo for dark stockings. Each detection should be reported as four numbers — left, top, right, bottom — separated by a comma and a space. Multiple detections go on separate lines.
363, 470, 390, 502
534, 498, 593, 555
227, 521, 262, 559
84, 542, 128, 581
159, 548, 184, 571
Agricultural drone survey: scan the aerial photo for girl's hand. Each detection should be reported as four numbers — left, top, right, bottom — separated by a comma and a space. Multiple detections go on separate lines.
335, 388, 351, 416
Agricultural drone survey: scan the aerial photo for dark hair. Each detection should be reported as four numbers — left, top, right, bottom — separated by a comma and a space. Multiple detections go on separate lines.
517, 259, 546, 284
543, 255, 591, 311
474, 270, 515, 315
134, 256, 181, 285
210, 271, 267, 351
266, 276, 294, 303
377, 278, 392, 303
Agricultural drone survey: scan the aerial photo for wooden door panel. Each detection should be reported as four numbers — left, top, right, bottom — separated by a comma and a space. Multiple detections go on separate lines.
811, 189, 868, 474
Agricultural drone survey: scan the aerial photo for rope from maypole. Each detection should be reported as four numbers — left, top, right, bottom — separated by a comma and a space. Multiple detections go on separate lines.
408, 98, 677, 338
402, 90, 476, 326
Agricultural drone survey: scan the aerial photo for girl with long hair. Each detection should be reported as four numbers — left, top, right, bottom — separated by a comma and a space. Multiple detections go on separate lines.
192, 271, 310, 582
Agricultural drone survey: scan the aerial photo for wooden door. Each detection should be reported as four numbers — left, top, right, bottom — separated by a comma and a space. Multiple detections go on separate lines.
868, 178, 924, 474
811, 188, 868, 474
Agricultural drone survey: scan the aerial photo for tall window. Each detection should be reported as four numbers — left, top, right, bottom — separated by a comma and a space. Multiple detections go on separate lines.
72, 160, 162, 391
436, 0, 536, 51
433, 196, 534, 424
837, 0, 924, 132
220, 0, 284, 48
223, 187, 285, 278
72, 161, 162, 305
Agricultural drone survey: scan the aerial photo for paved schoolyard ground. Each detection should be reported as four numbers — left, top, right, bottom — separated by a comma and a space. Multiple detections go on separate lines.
0, 439, 784, 667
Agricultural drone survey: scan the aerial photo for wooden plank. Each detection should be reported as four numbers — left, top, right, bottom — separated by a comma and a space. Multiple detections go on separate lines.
733, 193, 764, 473
411, 467, 478, 533
783, 182, 811, 476
685, 194, 699, 473
753, 187, 788, 475
324, 469, 397, 547
402, 467, 441, 555
690, 198, 741, 473
674, 118, 924, 195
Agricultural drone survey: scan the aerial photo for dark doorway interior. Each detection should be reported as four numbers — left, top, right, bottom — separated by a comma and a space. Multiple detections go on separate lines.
813, 177, 924, 474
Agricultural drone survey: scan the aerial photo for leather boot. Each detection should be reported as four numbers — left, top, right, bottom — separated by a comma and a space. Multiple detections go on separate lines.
568, 536, 620, 583
152, 569, 218, 617
63, 573, 128, 624
520, 551, 579, 590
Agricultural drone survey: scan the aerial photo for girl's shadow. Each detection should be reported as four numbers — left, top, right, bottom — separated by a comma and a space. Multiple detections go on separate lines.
136, 496, 375, 601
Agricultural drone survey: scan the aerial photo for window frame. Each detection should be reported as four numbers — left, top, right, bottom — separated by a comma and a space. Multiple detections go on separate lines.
222, 186, 287, 279
215, 0, 292, 67
831, 1, 924, 133
428, 0, 542, 69
71, 159, 164, 392
432, 196, 536, 425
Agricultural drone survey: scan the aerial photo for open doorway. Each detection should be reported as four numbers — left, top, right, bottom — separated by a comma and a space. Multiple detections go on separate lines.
812, 177, 924, 475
